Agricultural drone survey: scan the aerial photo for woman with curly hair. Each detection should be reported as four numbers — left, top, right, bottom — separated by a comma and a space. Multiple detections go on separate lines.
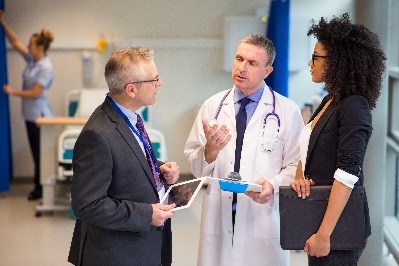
290, 13, 386, 265
1, 10, 55, 200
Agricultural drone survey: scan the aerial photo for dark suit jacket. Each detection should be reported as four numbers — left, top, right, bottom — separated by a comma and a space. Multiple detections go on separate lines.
68, 100, 171, 266
304, 94, 372, 238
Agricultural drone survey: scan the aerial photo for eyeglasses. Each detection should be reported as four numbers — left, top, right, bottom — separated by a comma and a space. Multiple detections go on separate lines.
311, 54, 329, 65
129, 77, 160, 85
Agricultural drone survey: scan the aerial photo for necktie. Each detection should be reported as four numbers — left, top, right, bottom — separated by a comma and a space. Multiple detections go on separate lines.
136, 114, 163, 192
232, 97, 251, 210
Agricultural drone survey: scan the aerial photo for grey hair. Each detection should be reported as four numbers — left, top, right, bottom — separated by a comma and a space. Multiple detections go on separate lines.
104, 46, 154, 94
238, 34, 276, 66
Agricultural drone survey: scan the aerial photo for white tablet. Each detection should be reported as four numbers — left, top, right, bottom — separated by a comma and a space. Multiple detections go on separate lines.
160, 177, 206, 212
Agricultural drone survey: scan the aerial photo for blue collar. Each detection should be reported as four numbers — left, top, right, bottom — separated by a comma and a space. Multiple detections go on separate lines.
233, 82, 265, 104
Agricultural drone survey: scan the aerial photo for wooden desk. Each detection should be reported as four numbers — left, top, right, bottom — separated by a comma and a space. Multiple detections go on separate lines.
35, 117, 87, 216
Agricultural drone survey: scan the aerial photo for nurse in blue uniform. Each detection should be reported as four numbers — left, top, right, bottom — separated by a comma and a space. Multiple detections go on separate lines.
1, 11, 54, 200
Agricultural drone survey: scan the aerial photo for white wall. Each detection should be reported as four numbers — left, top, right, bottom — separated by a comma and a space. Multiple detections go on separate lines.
4, 0, 354, 177
289, 0, 354, 109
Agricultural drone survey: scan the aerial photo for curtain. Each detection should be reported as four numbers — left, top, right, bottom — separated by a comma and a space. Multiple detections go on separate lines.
0, 1, 12, 192
265, 0, 290, 97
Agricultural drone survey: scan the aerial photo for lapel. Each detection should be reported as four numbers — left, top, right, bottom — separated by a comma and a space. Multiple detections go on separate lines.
102, 100, 158, 193
220, 89, 237, 130
305, 97, 337, 172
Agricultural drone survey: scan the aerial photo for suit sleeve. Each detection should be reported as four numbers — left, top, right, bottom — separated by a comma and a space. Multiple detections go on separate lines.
336, 95, 372, 178
71, 128, 153, 233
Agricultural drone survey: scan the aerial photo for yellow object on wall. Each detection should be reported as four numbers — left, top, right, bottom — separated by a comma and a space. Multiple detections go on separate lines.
97, 38, 107, 52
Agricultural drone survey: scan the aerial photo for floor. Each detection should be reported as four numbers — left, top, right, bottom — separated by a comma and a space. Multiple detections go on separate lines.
0, 179, 397, 266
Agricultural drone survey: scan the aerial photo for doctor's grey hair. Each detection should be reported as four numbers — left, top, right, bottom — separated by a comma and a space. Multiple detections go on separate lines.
105, 46, 154, 94
238, 34, 276, 67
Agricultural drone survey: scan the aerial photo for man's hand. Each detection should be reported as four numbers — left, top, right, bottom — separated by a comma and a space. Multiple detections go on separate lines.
159, 162, 179, 185
151, 203, 176, 227
244, 177, 274, 204
202, 119, 231, 163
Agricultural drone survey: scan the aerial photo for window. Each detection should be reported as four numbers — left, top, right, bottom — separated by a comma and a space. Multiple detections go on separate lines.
385, 67, 399, 263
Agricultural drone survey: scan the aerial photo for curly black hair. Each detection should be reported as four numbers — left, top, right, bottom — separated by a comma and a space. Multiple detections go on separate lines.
308, 13, 386, 109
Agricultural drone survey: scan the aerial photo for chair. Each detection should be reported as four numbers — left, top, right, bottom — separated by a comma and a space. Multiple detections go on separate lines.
146, 127, 168, 162
65, 89, 81, 117
57, 88, 108, 181
57, 128, 81, 181
57, 89, 167, 182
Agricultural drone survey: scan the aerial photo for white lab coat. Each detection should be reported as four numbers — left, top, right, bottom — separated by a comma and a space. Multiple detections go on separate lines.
184, 86, 304, 266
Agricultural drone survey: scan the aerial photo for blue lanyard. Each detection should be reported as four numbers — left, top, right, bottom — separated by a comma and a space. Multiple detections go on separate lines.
106, 94, 159, 172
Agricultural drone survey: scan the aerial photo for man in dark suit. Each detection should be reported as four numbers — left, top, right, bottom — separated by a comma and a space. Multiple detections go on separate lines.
68, 46, 179, 266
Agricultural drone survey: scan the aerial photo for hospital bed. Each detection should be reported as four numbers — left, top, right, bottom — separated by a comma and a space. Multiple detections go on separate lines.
35, 88, 167, 217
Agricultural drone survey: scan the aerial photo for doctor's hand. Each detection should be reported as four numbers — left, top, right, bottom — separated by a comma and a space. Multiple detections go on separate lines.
290, 178, 315, 199
160, 162, 179, 185
151, 203, 176, 227
202, 119, 232, 164
244, 178, 274, 204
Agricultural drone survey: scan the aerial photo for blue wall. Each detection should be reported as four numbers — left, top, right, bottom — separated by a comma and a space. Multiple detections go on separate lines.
0, 0, 12, 191
265, 0, 290, 97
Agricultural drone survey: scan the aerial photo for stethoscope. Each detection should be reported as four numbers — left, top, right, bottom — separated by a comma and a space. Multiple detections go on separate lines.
209, 86, 280, 152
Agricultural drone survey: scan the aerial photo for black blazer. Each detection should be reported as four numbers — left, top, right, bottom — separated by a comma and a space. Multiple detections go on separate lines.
68, 100, 172, 266
304, 94, 372, 238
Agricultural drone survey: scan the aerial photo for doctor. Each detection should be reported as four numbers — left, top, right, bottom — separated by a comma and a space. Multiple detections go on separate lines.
184, 34, 303, 265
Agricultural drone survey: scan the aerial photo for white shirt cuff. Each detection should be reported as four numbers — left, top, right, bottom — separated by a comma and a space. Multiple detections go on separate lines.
333, 168, 359, 189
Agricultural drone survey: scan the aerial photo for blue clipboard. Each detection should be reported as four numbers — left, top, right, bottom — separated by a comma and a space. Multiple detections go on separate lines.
207, 177, 262, 193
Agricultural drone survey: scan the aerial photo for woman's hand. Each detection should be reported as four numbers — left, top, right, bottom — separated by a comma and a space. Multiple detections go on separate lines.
303, 180, 352, 257
304, 231, 331, 257
290, 178, 315, 199
3, 85, 15, 95
291, 161, 315, 199
0, 10, 5, 24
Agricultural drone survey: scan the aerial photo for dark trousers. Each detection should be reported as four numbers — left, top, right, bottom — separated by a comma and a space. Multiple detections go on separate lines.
308, 248, 364, 266
161, 218, 172, 266
26, 121, 41, 192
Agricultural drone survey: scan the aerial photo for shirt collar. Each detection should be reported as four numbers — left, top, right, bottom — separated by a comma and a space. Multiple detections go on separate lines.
233, 81, 265, 104
114, 101, 138, 126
